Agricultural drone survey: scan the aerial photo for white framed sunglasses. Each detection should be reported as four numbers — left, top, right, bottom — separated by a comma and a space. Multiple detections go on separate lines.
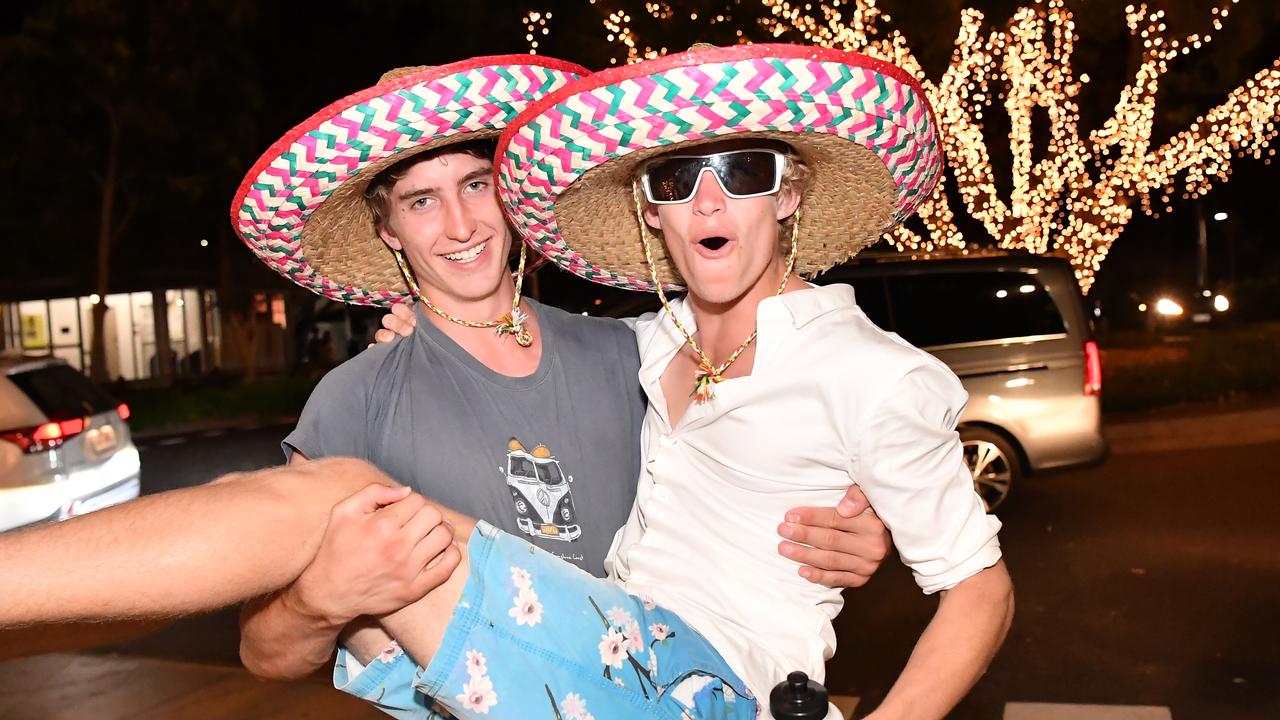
639, 149, 786, 205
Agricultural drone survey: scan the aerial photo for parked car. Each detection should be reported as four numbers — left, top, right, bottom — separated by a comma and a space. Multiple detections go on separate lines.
817, 254, 1107, 510
604, 253, 1107, 511
0, 355, 140, 532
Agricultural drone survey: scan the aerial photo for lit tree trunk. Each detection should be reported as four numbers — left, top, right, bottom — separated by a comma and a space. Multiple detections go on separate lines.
151, 289, 174, 384
89, 108, 120, 383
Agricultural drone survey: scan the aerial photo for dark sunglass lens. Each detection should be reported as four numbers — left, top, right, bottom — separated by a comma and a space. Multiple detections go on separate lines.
646, 157, 706, 202
713, 151, 779, 196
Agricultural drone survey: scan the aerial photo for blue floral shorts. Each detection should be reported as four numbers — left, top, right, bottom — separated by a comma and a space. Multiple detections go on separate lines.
333, 521, 756, 720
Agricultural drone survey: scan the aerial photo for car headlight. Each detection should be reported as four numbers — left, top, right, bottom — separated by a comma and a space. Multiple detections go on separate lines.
1155, 298, 1183, 316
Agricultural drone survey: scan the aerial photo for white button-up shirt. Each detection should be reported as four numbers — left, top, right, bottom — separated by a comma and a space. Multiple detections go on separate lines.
606, 283, 1003, 710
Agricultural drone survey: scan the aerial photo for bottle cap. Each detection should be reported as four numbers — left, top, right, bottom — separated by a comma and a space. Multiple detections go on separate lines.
768, 671, 829, 720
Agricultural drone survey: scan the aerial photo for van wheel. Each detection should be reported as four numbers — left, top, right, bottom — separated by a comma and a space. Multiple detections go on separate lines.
960, 428, 1020, 512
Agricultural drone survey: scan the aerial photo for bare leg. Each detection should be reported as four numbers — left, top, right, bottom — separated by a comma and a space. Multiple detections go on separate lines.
377, 524, 473, 665
0, 457, 396, 627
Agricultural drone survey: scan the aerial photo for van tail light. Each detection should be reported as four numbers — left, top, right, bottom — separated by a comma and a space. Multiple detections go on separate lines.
1083, 340, 1102, 396
117, 403, 131, 421
0, 418, 87, 454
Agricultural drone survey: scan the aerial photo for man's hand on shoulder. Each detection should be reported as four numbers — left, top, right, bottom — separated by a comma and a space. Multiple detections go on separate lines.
779, 484, 891, 588
370, 302, 417, 347
289, 482, 461, 626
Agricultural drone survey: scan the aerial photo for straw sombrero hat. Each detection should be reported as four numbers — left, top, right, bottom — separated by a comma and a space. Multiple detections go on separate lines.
230, 56, 588, 306
495, 44, 943, 292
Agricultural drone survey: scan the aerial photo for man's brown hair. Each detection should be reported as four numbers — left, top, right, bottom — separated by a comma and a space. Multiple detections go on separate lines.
363, 139, 498, 230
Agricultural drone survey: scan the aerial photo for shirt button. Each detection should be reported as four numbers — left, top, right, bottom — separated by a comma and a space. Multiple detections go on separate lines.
653, 486, 673, 501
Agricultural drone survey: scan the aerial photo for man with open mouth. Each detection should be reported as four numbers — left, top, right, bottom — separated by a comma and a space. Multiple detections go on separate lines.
337, 44, 1014, 719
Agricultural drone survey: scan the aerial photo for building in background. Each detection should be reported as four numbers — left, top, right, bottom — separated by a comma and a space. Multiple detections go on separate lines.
0, 289, 292, 383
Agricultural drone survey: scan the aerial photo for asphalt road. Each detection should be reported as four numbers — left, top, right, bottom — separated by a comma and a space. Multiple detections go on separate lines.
91, 424, 1280, 718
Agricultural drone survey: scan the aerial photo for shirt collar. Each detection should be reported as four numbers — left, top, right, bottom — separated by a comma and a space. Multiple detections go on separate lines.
637, 283, 857, 379
768, 282, 857, 329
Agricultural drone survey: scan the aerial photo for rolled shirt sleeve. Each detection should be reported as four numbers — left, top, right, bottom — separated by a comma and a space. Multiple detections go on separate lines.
855, 363, 1003, 594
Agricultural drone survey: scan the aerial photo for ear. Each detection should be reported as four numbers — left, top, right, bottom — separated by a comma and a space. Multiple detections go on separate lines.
641, 202, 664, 230
378, 223, 403, 251
774, 186, 802, 221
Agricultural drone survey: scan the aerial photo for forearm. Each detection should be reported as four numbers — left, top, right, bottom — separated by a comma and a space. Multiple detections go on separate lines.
0, 458, 392, 626
869, 561, 1014, 720
240, 588, 347, 680
235, 470, 466, 678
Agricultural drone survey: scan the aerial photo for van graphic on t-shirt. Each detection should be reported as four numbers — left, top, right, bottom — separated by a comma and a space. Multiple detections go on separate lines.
501, 438, 581, 542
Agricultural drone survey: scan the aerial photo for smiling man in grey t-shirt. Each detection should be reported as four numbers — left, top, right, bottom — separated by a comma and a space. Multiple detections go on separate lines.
283, 298, 644, 576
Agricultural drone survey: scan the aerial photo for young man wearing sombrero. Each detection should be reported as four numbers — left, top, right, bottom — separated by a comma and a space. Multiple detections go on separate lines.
0, 52, 889, 690
331, 45, 1013, 720
229, 56, 891, 683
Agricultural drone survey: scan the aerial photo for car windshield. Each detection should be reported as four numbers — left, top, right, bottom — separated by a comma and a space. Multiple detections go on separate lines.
7, 364, 118, 421
535, 461, 564, 485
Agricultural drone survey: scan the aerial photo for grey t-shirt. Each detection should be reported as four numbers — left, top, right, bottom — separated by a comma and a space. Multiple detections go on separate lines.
283, 299, 646, 577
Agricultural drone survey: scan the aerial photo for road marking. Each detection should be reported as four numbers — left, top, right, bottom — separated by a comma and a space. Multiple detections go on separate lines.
1004, 703, 1173, 720
200, 430, 226, 438
156, 437, 187, 447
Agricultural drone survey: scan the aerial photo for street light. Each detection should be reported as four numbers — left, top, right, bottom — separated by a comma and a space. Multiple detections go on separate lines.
1213, 212, 1228, 221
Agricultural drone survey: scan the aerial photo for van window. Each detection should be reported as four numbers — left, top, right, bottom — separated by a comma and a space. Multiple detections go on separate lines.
885, 272, 1066, 348
7, 364, 119, 421
509, 456, 537, 480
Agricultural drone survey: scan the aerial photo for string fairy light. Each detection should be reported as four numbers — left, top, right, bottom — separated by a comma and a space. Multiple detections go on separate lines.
522, 0, 1279, 292
520, 9, 553, 54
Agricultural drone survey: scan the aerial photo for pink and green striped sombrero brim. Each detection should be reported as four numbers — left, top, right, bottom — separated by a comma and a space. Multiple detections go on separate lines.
496, 44, 944, 292
231, 56, 588, 307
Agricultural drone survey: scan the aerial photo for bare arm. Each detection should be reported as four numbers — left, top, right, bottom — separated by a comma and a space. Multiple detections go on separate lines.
240, 453, 469, 679
866, 561, 1014, 720
850, 364, 1012, 717
0, 457, 400, 627
240, 452, 362, 679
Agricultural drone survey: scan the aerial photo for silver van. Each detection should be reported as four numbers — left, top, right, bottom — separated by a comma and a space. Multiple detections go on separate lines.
817, 254, 1107, 510
0, 356, 140, 532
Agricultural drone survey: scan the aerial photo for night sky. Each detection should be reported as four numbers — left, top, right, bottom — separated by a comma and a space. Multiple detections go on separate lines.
1, 0, 1276, 326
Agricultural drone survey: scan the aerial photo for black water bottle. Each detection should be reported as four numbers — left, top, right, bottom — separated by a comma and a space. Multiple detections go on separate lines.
769, 671, 829, 719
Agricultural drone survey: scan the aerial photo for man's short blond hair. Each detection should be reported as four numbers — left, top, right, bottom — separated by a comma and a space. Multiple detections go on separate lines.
777, 152, 811, 247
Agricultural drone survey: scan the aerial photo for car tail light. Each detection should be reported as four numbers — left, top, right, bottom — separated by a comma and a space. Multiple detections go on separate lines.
0, 418, 87, 454
117, 403, 131, 421
1083, 340, 1102, 396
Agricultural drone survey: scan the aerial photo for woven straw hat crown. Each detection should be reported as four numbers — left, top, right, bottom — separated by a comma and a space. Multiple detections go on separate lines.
496, 44, 944, 292
231, 56, 588, 306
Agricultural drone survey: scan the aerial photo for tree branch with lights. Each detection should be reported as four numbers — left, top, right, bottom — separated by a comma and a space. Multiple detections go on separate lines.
525, 0, 1279, 292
